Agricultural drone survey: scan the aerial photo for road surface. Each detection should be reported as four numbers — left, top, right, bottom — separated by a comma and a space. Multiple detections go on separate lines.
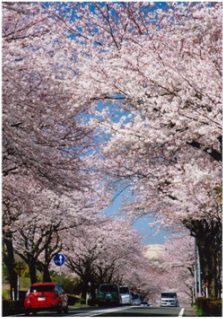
10, 305, 198, 317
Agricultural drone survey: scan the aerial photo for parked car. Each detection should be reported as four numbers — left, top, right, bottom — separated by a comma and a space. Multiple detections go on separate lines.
141, 300, 150, 306
24, 282, 68, 315
131, 293, 141, 306
98, 283, 121, 307
119, 286, 132, 306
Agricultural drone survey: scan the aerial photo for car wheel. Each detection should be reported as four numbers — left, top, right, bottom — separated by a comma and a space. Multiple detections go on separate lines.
32, 310, 37, 315
24, 310, 29, 316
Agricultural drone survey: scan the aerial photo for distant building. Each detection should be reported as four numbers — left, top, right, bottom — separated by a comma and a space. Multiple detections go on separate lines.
144, 244, 165, 259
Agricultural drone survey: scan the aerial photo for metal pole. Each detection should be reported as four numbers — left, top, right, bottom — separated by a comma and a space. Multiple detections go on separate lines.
17, 274, 20, 300
205, 287, 209, 298
197, 246, 202, 296
194, 238, 198, 299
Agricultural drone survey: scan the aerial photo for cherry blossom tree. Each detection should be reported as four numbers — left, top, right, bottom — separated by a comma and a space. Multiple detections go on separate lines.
3, 175, 37, 298
63, 217, 154, 299
51, 2, 222, 297
10, 175, 105, 283
3, 2, 97, 193
3, 2, 222, 299
14, 215, 63, 284
158, 235, 195, 306
2, 1, 106, 293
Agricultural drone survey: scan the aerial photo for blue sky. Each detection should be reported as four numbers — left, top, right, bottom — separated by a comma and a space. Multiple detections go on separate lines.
132, 217, 170, 245
102, 190, 170, 245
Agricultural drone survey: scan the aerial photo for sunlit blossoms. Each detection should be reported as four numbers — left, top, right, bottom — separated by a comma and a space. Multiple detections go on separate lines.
2, 2, 222, 301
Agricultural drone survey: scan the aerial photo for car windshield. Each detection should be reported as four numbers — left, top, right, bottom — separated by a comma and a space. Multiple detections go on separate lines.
100, 285, 117, 292
30, 285, 55, 293
120, 287, 129, 294
161, 293, 177, 298
132, 294, 139, 299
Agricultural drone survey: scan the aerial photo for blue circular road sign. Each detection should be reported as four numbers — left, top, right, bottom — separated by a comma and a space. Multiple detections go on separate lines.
53, 253, 66, 266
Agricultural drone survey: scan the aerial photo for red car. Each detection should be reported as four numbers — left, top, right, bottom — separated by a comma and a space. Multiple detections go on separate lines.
24, 282, 68, 315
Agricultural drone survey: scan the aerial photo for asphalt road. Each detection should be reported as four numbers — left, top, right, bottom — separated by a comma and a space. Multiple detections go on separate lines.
12, 305, 199, 317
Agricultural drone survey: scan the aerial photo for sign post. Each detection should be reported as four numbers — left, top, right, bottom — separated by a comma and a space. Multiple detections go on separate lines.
14, 262, 27, 300
53, 254, 66, 284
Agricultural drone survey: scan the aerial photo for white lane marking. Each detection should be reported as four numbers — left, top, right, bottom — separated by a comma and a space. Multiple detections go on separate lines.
178, 308, 185, 316
70, 306, 132, 317
89, 307, 131, 317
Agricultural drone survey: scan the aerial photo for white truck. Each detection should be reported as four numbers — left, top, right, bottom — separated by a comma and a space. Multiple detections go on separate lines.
160, 292, 179, 307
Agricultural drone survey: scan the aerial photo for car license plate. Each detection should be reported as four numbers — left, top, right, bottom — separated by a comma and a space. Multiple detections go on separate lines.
167, 302, 170, 306
38, 297, 46, 301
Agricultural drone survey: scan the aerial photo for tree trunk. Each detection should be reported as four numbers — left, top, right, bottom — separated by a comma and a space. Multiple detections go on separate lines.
184, 218, 222, 298
3, 237, 18, 300
196, 226, 221, 298
82, 281, 88, 299
29, 262, 38, 284
91, 282, 96, 300
9, 269, 18, 300
42, 264, 51, 282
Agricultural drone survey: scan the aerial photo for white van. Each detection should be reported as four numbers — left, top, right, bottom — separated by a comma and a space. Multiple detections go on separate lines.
132, 293, 141, 306
119, 286, 132, 306
160, 292, 179, 307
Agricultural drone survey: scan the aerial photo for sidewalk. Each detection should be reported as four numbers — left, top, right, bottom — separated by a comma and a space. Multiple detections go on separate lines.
183, 307, 200, 317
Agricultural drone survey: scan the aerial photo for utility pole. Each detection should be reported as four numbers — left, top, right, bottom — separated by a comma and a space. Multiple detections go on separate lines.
194, 239, 198, 300
197, 246, 202, 296
194, 239, 202, 297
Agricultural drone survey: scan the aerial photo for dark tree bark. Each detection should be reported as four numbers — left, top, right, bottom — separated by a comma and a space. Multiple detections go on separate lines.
3, 237, 18, 300
15, 220, 63, 284
183, 218, 222, 298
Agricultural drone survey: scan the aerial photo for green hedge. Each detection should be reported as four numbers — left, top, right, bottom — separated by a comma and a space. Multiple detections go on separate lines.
195, 297, 222, 316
